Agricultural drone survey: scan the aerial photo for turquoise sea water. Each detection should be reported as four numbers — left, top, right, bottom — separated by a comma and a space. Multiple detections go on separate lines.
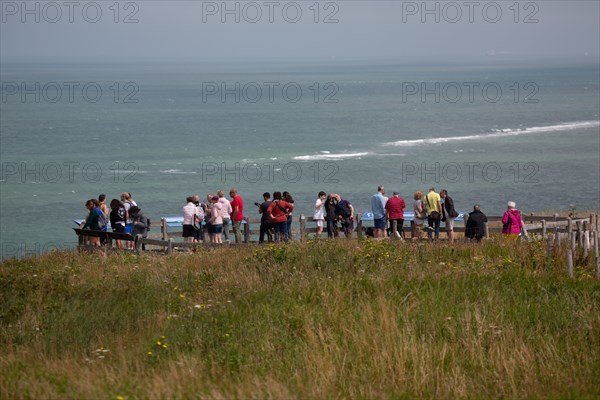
1, 60, 599, 258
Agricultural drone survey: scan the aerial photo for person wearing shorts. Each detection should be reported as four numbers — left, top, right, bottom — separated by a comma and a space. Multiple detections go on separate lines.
314, 191, 326, 239
182, 196, 198, 243
371, 186, 387, 238
440, 189, 458, 242
209, 195, 223, 244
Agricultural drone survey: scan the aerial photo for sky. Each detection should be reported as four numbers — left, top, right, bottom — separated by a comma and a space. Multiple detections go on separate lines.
1, 0, 599, 62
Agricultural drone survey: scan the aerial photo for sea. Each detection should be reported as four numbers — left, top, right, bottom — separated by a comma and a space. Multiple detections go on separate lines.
1, 58, 599, 258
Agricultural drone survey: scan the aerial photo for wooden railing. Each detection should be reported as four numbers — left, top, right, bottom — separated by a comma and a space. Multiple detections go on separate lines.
75, 213, 599, 278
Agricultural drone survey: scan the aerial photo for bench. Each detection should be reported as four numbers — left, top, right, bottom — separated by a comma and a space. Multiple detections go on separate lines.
73, 228, 136, 248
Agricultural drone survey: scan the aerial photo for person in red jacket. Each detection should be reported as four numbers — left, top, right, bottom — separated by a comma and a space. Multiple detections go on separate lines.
502, 201, 523, 239
267, 191, 294, 242
385, 191, 406, 239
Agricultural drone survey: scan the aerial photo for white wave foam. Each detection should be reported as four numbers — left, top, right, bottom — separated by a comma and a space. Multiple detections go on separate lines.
293, 152, 370, 161
160, 169, 197, 175
386, 121, 600, 147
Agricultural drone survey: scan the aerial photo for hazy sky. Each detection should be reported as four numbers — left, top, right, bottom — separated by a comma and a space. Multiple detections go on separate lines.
1, 1, 599, 62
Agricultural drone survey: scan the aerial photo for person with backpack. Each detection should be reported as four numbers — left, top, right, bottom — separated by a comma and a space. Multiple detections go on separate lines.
109, 198, 127, 248
502, 201, 523, 240
267, 191, 294, 242
335, 194, 354, 238
192, 194, 206, 243
82, 199, 103, 246
325, 194, 339, 238
98, 194, 110, 218
120, 192, 138, 235
440, 189, 459, 242
129, 206, 149, 248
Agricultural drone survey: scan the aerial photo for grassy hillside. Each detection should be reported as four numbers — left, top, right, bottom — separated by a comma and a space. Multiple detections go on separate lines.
1, 239, 599, 399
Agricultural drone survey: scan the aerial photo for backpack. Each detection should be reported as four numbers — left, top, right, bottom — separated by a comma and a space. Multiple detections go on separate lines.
96, 208, 108, 232
502, 211, 513, 230
337, 200, 351, 219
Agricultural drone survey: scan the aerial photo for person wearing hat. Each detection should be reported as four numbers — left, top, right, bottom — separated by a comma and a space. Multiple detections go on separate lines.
385, 191, 406, 239
502, 201, 523, 239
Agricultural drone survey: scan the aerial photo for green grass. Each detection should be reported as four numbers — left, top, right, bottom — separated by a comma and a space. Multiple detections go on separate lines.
1, 238, 599, 399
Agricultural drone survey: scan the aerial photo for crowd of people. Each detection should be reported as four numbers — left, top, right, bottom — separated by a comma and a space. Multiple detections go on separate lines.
80, 186, 524, 246
80, 192, 149, 248
370, 186, 523, 242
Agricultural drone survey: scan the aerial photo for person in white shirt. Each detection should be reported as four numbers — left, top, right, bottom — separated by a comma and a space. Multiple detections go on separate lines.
314, 191, 327, 239
182, 196, 199, 243
217, 190, 232, 241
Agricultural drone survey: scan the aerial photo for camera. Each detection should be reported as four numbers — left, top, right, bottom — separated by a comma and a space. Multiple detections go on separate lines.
254, 202, 261, 206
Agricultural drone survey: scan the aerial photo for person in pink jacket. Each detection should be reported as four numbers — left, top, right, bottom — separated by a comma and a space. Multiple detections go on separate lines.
502, 201, 523, 239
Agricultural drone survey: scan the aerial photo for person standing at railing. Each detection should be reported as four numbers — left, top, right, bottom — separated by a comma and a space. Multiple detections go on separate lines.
385, 191, 406, 239
82, 199, 102, 246
465, 204, 487, 242
413, 191, 426, 240
217, 190, 232, 242
268, 191, 294, 242
314, 191, 327, 239
209, 196, 223, 244
325, 194, 339, 238
257, 192, 273, 244
229, 188, 244, 244
283, 191, 295, 241
109, 198, 127, 248
425, 187, 442, 241
183, 196, 198, 243
502, 201, 523, 240
192, 194, 205, 243
336, 194, 355, 238
371, 185, 387, 238
440, 189, 459, 243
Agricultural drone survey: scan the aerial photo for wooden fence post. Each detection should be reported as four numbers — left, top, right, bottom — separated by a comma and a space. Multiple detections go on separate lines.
577, 220, 583, 249
356, 214, 363, 239
546, 234, 554, 259
299, 214, 306, 242
595, 229, 600, 279
135, 234, 143, 253
243, 217, 250, 244
167, 238, 174, 255
583, 221, 590, 258
566, 249, 573, 278
484, 221, 489, 238
541, 219, 546, 238
390, 220, 397, 239
161, 218, 168, 241
567, 218, 574, 251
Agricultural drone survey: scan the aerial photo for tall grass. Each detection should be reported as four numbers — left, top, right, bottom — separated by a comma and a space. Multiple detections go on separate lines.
1, 238, 598, 399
